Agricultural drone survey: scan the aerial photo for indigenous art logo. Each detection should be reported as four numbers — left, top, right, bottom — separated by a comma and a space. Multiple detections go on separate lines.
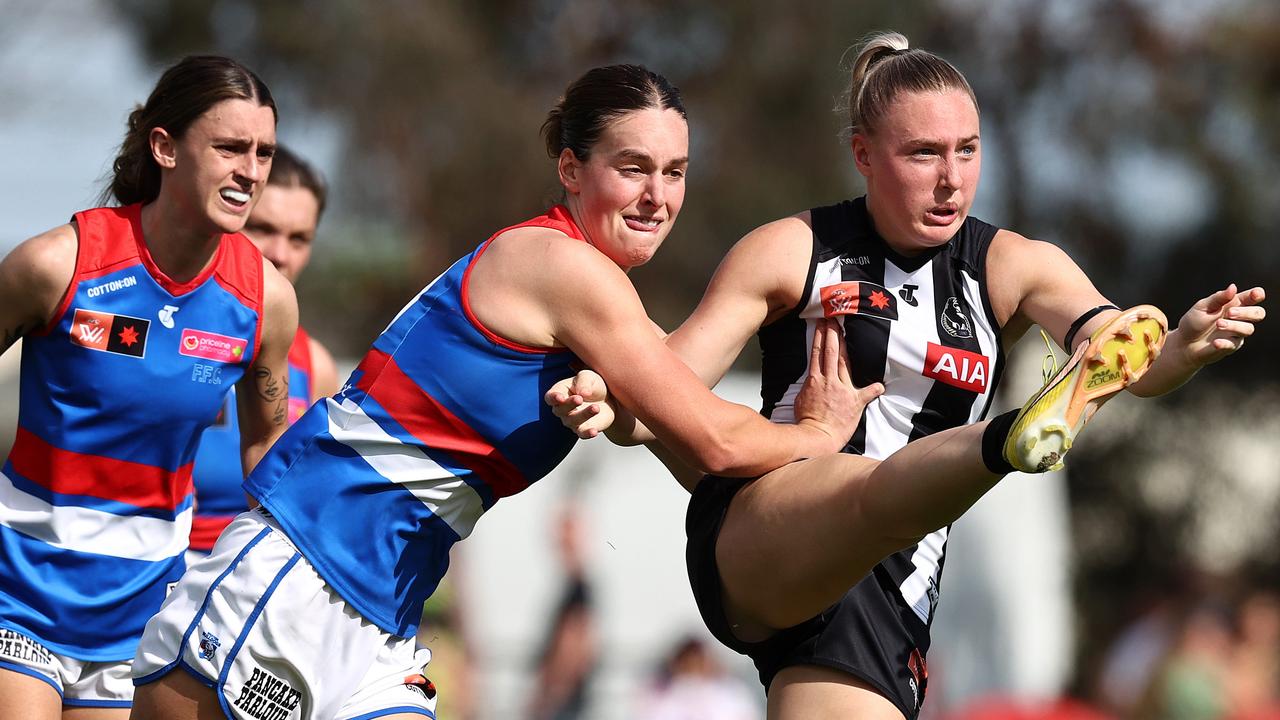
198, 631, 221, 660
820, 281, 899, 321
923, 342, 990, 393
70, 309, 149, 358
940, 297, 974, 338
179, 328, 248, 363
403, 672, 437, 700
907, 647, 928, 709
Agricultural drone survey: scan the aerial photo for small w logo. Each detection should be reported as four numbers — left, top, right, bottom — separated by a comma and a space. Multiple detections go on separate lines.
826, 290, 856, 314
79, 324, 105, 343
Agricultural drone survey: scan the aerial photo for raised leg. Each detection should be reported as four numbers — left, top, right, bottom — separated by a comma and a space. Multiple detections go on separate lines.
716, 419, 999, 636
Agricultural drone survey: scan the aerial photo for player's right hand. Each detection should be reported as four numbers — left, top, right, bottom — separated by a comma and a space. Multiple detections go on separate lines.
793, 318, 883, 450
544, 369, 616, 439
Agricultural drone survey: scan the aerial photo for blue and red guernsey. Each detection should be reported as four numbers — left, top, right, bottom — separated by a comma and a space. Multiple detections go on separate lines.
247, 206, 581, 638
188, 328, 315, 552
0, 204, 263, 661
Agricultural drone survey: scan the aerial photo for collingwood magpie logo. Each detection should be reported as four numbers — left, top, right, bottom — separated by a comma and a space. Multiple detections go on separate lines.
940, 297, 973, 338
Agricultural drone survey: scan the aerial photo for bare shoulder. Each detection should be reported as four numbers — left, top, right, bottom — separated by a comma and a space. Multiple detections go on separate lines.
733, 211, 815, 257
711, 211, 815, 321
485, 224, 631, 291
3, 222, 79, 285
988, 228, 1071, 270
490, 225, 615, 265
0, 223, 79, 324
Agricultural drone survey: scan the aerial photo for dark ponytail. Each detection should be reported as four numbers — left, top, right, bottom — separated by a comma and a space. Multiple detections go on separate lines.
542, 64, 686, 161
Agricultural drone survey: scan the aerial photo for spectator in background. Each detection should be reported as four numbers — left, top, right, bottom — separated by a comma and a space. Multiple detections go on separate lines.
1227, 589, 1280, 718
640, 635, 758, 720
528, 505, 599, 720
187, 144, 338, 559
1136, 601, 1234, 720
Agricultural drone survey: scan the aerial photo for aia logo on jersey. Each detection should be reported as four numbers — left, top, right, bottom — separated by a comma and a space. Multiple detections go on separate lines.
923, 342, 989, 393
820, 281, 899, 321
179, 328, 248, 363
70, 309, 149, 358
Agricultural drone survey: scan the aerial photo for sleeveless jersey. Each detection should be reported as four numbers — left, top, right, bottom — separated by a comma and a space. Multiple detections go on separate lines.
188, 327, 315, 551
247, 206, 581, 638
0, 204, 263, 660
759, 197, 1004, 627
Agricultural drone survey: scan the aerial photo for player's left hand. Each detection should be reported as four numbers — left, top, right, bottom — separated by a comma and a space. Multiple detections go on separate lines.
1172, 284, 1266, 366
544, 369, 616, 439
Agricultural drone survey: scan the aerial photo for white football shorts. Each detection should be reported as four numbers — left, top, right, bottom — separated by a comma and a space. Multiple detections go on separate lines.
0, 627, 133, 708
133, 508, 437, 719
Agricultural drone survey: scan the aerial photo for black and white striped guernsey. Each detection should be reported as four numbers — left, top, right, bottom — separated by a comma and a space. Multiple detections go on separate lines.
758, 196, 1005, 625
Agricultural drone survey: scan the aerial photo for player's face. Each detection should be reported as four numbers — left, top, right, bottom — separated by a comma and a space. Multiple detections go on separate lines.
562, 107, 688, 271
243, 184, 320, 283
167, 98, 277, 236
853, 88, 981, 255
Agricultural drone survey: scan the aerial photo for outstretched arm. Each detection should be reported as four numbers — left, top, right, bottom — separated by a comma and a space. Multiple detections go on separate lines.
547, 214, 824, 444
1126, 284, 1265, 396
989, 230, 1266, 398
505, 230, 861, 477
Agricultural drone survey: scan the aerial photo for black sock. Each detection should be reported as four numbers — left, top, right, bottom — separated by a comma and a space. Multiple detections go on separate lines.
981, 409, 1020, 475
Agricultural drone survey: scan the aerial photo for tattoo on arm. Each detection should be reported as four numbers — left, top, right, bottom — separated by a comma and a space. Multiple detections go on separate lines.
2, 323, 31, 354
254, 365, 290, 426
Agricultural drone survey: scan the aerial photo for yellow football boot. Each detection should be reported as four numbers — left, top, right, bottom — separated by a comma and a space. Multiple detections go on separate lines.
1004, 305, 1168, 472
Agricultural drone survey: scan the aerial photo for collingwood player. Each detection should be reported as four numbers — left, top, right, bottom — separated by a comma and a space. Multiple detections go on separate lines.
549, 32, 1265, 720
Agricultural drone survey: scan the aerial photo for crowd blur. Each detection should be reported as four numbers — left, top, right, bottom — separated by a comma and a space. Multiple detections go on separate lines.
933, 581, 1280, 720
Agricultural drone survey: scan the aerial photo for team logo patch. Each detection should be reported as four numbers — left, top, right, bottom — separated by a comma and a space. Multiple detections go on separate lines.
941, 297, 974, 338
820, 281, 899, 321
234, 667, 302, 719
70, 309, 149, 358
403, 673, 438, 700
179, 328, 248, 363
907, 647, 928, 709
923, 342, 989, 393
198, 631, 221, 660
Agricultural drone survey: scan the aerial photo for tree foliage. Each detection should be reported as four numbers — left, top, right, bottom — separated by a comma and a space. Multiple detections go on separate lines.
112, 0, 1280, 699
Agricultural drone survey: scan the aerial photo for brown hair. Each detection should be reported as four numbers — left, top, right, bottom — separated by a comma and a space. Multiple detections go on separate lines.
542, 64, 686, 161
267, 145, 328, 220
108, 55, 276, 206
844, 32, 977, 137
